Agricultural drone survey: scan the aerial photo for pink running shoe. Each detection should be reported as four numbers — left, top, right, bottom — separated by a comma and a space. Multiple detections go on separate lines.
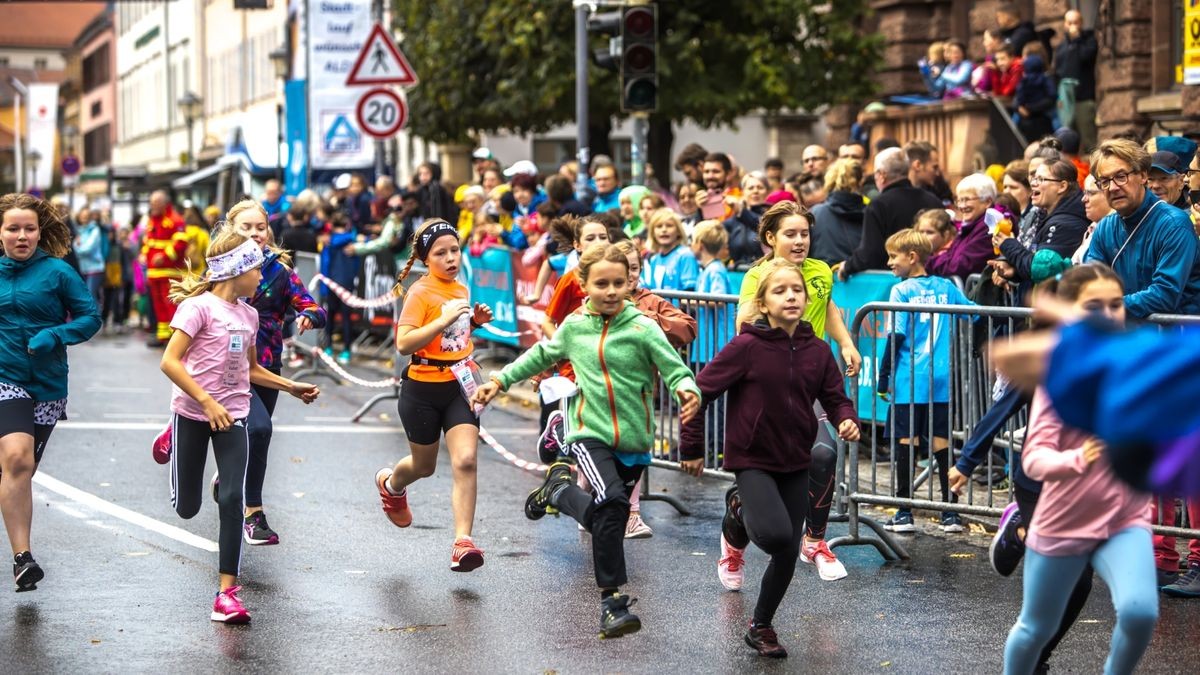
211, 586, 251, 624
152, 422, 173, 465
718, 533, 745, 591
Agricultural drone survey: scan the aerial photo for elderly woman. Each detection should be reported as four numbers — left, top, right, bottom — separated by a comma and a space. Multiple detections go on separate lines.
927, 173, 1000, 279
741, 172, 770, 215
810, 158, 865, 266
993, 158, 1090, 284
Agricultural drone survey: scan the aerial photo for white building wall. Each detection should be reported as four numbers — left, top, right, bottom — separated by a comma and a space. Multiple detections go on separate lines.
0, 47, 66, 71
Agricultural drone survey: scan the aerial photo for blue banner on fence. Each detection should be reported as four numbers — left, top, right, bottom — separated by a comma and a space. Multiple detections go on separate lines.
466, 248, 520, 347
833, 271, 899, 422
284, 80, 309, 196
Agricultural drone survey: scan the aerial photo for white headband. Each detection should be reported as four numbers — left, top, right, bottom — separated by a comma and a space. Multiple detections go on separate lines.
206, 238, 264, 281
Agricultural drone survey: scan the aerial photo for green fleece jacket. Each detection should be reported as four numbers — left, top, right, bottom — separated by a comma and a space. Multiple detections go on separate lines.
494, 301, 700, 460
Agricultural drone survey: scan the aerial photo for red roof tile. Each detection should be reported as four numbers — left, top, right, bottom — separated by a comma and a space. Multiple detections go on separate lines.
0, 2, 107, 50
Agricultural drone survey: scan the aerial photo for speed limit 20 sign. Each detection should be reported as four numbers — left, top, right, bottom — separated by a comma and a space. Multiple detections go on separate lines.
356, 88, 408, 139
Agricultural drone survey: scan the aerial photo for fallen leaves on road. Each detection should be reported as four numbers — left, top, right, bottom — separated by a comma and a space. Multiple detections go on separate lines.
290, 456, 305, 463
949, 552, 976, 559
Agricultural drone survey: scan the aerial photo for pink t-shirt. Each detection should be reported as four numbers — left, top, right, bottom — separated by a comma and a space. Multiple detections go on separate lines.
169, 293, 259, 422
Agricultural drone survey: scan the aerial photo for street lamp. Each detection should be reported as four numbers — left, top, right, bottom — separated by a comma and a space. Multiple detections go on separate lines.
177, 91, 203, 171
27, 149, 42, 194
62, 124, 78, 207
269, 45, 289, 184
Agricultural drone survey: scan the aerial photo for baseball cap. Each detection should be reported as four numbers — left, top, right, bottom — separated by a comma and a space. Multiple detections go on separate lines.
472, 147, 493, 161
1155, 136, 1198, 171
503, 160, 538, 178
1151, 151, 1186, 176
333, 173, 352, 190
1053, 127, 1081, 155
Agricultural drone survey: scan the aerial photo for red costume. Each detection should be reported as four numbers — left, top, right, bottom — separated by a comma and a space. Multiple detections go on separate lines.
140, 206, 188, 341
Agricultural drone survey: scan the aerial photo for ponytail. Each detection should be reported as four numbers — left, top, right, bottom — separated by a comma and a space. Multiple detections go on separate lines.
168, 228, 251, 304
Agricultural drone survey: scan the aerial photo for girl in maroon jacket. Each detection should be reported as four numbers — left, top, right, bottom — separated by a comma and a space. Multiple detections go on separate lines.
680, 259, 860, 659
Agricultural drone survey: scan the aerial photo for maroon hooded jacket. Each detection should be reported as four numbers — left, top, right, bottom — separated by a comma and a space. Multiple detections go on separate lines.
680, 320, 857, 473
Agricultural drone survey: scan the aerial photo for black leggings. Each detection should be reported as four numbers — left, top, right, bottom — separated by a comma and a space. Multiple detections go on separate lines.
170, 414, 249, 577
1014, 482, 1094, 666
244, 380, 281, 509
323, 294, 355, 349
894, 442, 957, 507
806, 411, 837, 540
736, 468, 809, 625
556, 439, 644, 589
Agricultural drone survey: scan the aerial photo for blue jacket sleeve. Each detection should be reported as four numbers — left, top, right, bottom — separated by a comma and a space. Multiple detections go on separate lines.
1124, 223, 1198, 318
49, 265, 102, 346
501, 226, 528, 250
678, 250, 700, 292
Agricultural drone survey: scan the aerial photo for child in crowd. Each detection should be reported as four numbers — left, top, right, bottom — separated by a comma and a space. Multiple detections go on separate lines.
929, 39, 973, 99
877, 229, 975, 534
468, 211, 503, 257
638, 192, 666, 235
918, 40, 946, 96
159, 229, 320, 622
914, 208, 957, 256
680, 258, 860, 658
374, 220, 494, 572
618, 185, 651, 242
1003, 263, 1157, 675
989, 44, 1024, 98
644, 208, 700, 292
318, 212, 359, 365
1014, 54, 1056, 141
690, 220, 732, 365
473, 243, 701, 639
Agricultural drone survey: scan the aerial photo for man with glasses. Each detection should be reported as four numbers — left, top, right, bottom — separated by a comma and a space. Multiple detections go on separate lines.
1084, 139, 1200, 318
801, 145, 830, 182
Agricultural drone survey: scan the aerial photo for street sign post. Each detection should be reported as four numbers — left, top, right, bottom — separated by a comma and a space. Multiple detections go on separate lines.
356, 88, 408, 139
61, 154, 80, 176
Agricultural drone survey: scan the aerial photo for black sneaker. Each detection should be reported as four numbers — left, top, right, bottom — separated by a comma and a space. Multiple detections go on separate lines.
13, 551, 43, 592
243, 511, 280, 546
1162, 562, 1200, 598
722, 484, 749, 548
1157, 568, 1180, 588
525, 461, 573, 520
538, 410, 567, 465
989, 502, 1025, 577
599, 593, 641, 639
745, 622, 788, 658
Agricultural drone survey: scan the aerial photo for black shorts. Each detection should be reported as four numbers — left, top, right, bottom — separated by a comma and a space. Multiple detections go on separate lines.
887, 402, 951, 442
0, 397, 63, 463
398, 378, 478, 445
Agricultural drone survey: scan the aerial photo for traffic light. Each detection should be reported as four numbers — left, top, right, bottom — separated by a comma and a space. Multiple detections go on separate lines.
621, 4, 657, 112
587, 11, 622, 73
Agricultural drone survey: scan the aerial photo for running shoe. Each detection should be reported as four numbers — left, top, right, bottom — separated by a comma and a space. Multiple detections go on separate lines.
211, 586, 251, 624
525, 461, 573, 521
940, 512, 965, 533
989, 502, 1025, 577
151, 422, 173, 464
337, 350, 352, 365
625, 513, 653, 539
722, 484, 748, 547
800, 538, 848, 581
13, 551, 42, 593
374, 468, 412, 527
1158, 568, 1181, 588
599, 593, 641, 639
538, 410, 567, 465
744, 622, 788, 658
1163, 562, 1200, 598
718, 533, 745, 591
243, 511, 280, 546
884, 510, 916, 533
450, 536, 485, 572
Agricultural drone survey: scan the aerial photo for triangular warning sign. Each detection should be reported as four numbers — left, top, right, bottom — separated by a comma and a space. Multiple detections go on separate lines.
346, 24, 419, 87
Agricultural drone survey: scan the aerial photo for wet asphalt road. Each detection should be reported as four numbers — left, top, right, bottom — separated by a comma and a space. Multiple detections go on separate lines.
3, 333, 1199, 673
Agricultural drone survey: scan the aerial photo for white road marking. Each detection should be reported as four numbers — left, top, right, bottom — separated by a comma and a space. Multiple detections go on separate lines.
33, 472, 219, 552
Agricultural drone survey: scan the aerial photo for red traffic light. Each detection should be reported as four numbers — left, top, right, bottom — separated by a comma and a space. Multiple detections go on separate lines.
624, 7, 654, 38
624, 44, 654, 73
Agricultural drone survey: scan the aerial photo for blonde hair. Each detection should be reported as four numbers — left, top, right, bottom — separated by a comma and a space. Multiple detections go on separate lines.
0, 193, 72, 258
692, 219, 728, 256
753, 258, 807, 320
885, 228, 934, 263
914, 208, 955, 239
1090, 138, 1151, 178
578, 243, 631, 284
226, 198, 292, 268
168, 229, 253, 303
646, 208, 685, 246
824, 158, 864, 194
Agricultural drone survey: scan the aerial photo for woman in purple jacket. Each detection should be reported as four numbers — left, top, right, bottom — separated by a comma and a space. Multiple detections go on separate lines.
680, 259, 860, 659
928, 173, 1004, 280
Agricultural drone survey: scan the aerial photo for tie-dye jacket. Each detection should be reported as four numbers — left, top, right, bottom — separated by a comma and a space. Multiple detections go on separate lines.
251, 253, 327, 370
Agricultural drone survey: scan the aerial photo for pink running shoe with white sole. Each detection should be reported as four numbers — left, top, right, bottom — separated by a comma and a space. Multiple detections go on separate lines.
718, 533, 745, 591
800, 538, 848, 581
152, 422, 173, 465
211, 586, 251, 624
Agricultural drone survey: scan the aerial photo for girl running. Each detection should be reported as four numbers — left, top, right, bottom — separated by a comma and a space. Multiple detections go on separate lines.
227, 199, 326, 545
373, 219, 493, 572
159, 229, 320, 622
1002, 263, 1156, 674
722, 200, 861, 585
681, 258, 859, 657
643, 208, 700, 292
473, 243, 701, 639
0, 194, 101, 592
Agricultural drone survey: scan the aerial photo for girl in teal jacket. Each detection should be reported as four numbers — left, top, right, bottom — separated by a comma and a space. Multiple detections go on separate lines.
474, 243, 700, 640
0, 193, 101, 592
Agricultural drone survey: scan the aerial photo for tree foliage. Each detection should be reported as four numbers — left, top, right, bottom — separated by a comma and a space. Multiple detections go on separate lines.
393, 0, 883, 145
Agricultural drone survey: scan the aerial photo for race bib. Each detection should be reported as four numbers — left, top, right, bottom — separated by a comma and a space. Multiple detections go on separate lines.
450, 358, 485, 417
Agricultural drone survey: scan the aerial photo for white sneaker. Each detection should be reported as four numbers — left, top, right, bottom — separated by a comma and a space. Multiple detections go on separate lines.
625, 513, 653, 539
718, 533, 745, 591
800, 538, 848, 581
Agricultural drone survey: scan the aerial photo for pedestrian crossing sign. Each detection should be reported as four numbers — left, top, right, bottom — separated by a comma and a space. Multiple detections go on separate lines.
345, 23, 419, 87
323, 113, 361, 153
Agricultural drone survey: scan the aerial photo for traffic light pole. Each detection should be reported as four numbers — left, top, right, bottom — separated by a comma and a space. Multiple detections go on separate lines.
574, 1, 590, 199
631, 112, 647, 187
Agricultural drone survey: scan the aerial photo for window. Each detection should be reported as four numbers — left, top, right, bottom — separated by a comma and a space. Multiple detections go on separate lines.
0, 57, 8, 67
84, 124, 111, 165
83, 48, 110, 93
33, 58, 47, 71
91, 100, 102, 117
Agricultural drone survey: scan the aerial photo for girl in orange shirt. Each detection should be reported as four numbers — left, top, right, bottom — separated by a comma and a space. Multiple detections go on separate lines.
373, 219, 494, 572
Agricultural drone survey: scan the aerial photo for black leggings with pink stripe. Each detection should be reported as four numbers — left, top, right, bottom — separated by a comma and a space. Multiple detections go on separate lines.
170, 414, 249, 576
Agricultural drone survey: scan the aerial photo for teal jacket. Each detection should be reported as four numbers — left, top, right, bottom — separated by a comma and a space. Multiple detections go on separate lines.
494, 301, 700, 459
0, 250, 101, 400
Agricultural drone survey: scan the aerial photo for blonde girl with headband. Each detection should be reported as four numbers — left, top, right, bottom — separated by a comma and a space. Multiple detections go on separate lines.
0, 193, 101, 592
373, 219, 494, 572
159, 229, 320, 623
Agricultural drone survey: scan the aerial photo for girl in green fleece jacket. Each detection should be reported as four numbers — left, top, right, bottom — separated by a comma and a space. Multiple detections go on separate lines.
473, 243, 700, 640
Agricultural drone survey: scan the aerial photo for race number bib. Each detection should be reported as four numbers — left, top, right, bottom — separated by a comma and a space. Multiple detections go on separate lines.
450, 358, 485, 417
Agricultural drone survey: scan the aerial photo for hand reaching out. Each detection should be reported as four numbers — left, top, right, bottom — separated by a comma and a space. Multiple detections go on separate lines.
472, 381, 501, 408
837, 418, 861, 442
472, 303, 494, 327
289, 381, 320, 404
677, 389, 700, 426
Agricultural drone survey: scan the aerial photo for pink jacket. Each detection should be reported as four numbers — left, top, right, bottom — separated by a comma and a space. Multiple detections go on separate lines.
1022, 388, 1151, 555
